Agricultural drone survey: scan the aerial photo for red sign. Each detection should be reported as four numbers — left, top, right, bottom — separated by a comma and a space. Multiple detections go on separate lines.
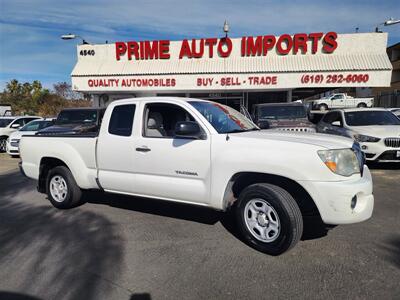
115, 32, 337, 61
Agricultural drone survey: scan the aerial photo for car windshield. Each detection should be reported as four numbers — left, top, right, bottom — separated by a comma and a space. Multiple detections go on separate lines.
0, 118, 14, 127
345, 111, 400, 126
56, 110, 97, 125
189, 101, 258, 133
258, 105, 307, 120
20, 120, 54, 131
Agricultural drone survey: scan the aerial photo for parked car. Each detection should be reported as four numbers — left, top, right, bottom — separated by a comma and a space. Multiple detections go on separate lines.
388, 108, 400, 119
6, 118, 55, 156
316, 108, 400, 162
0, 116, 41, 152
20, 97, 373, 255
0, 104, 12, 116
252, 102, 316, 132
37, 107, 105, 135
311, 93, 373, 111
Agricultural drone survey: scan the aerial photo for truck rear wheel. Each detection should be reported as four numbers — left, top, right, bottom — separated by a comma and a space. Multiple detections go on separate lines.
235, 183, 303, 255
318, 104, 328, 111
357, 102, 367, 108
46, 166, 82, 209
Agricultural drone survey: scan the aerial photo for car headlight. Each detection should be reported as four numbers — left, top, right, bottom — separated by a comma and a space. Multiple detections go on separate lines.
318, 149, 360, 177
354, 134, 380, 143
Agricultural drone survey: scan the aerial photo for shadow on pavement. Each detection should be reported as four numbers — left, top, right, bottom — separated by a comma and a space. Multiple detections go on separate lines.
0, 292, 42, 300
367, 162, 400, 170
0, 173, 124, 300
130, 293, 152, 300
381, 236, 400, 269
85, 190, 329, 242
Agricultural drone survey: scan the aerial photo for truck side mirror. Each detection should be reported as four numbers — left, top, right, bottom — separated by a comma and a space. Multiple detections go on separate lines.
331, 121, 341, 127
174, 121, 203, 139
11, 123, 20, 129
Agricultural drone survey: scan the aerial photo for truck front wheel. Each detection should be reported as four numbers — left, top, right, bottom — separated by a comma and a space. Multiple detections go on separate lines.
235, 183, 303, 255
318, 104, 328, 111
46, 166, 82, 209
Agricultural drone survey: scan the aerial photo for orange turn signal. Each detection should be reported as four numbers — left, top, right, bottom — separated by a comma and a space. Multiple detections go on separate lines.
324, 161, 337, 172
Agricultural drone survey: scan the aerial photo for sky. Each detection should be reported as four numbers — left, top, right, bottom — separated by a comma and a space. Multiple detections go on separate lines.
0, 0, 399, 91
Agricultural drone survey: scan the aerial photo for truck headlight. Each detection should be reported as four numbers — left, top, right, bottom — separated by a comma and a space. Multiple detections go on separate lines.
318, 149, 360, 177
354, 134, 380, 143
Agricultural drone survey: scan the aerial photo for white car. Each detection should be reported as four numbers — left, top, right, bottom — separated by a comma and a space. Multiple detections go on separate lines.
317, 108, 400, 162
20, 97, 373, 255
0, 116, 41, 152
6, 118, 55, 156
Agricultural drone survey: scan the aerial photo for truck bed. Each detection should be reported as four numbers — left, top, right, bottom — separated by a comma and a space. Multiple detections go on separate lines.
20, 135, 99, 189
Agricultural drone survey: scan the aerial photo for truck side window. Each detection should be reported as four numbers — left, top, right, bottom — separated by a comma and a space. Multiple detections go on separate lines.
108, 104, 136, 136
143, 103, 195, 138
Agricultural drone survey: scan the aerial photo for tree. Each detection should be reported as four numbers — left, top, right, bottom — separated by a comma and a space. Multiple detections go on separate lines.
0, 79, 92, 116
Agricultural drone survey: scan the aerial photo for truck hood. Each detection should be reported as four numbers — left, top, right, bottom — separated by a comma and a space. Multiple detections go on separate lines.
350, 125, 400, 138
230, 130, 354, 149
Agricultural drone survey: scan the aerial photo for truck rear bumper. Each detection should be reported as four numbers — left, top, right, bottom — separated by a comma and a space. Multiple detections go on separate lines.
299, 165, 374, 225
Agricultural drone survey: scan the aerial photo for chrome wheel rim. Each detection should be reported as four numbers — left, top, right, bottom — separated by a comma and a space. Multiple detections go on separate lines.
244, 199, 281, 243
50, 175, 68, 202
0, 139, 6, 152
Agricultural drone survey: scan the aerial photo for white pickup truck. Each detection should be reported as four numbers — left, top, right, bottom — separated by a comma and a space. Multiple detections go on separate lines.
20, 97, 374, 255
312, 93, 374, 111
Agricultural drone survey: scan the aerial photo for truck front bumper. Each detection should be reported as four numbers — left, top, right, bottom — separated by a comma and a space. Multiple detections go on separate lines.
299, 165, 374, 225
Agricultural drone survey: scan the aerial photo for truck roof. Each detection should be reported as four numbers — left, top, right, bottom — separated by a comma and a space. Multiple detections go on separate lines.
254, 102, 304, 107
110, 97, 210, 106
61, 107, 105, 111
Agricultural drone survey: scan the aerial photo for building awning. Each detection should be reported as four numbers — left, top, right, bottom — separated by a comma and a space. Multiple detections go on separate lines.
71, 32, 392, 92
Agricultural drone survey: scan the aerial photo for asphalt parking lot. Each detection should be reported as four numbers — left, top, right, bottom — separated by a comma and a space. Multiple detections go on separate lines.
0, 154, 399, 300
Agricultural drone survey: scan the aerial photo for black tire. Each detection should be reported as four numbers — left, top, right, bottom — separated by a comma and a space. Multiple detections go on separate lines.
46, 166, 83, 209
0, 138, 6, 152
357, 102, 367, 108
235, 183, 303, 255
318, 104, 328, 111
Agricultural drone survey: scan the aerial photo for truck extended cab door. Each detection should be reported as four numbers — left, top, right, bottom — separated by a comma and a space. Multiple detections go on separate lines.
96, 103, 139, 193
133, 101, 211, 204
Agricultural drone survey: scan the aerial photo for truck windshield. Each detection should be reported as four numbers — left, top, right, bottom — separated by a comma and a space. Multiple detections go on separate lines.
189, 101, 258, 134
345, 111, 400, 126
56, 110, 97, 125
258, 106, 307, 120
0, 118, 14, 127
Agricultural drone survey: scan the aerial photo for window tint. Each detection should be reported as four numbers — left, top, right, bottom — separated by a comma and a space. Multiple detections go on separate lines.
322, 112, 342, 125
108, 104, 136, 136
345, 111, 400, 126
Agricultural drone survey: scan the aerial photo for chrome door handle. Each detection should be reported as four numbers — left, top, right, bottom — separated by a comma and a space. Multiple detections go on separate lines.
136, 146, 151, 152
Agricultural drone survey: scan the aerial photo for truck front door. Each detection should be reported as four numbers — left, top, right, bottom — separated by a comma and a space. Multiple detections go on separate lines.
330, 94, 345, 108
133, 101, 211, 204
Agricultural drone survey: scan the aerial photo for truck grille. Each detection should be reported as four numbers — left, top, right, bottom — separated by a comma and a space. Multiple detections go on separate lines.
384, 138, 400, 148
276, 127, 316, 133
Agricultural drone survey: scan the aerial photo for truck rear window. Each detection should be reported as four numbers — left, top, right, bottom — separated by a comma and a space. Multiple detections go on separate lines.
108, 104, 136, 136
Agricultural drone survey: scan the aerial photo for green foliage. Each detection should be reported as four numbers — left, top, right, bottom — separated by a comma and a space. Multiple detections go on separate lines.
0, 79, 92, 117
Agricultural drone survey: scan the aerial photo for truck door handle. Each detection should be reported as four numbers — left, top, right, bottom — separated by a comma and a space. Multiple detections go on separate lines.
136, 146, 151, 152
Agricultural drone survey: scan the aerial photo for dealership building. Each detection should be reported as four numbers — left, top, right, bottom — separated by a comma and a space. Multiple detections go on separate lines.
71, 32, 392, 112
